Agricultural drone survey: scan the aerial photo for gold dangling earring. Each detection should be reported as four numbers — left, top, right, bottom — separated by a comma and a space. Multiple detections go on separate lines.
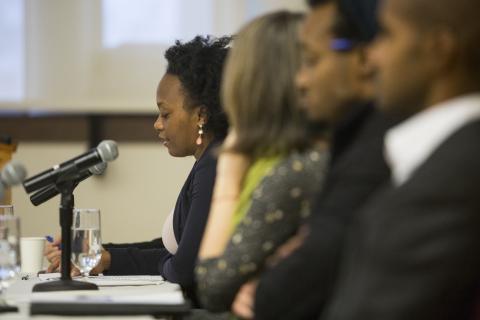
196, 124, 204, 146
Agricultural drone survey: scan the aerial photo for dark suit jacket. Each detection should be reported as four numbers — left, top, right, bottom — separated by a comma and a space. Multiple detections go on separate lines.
323, 120, 480, 320
254, 103, 396, 320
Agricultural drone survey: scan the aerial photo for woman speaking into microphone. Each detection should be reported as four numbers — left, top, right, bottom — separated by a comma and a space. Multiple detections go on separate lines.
45, 35, 231, 305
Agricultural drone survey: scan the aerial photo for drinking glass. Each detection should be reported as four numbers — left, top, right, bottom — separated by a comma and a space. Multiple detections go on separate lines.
0, 205, 14, 216
0, 215, 20, 308
71, 208, 102, 277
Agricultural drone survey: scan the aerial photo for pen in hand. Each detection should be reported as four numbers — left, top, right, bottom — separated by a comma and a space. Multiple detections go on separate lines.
45, 235, 62, 249
44, 235, 62, 273
45, 235, 82, 276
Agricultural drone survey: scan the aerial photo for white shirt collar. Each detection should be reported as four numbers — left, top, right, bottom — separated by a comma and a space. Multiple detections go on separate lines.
385, 93, 480, 186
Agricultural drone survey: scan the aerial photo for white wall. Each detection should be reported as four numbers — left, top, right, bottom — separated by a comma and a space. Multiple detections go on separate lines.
5, 0, 307, 243
12, 142, 194, 243
0, 0, 306, 113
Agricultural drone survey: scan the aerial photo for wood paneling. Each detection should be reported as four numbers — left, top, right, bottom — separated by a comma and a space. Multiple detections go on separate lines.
0, 114, 158, 146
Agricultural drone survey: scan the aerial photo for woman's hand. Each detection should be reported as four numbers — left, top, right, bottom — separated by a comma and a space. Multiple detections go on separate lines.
232, 279, 258, 320
266, 225, 309, 268
69, 250, 111, 276
45, 235, 61, 272
45, 236, 111, 275
90, 249, 111, 275
45, 238, 79, 275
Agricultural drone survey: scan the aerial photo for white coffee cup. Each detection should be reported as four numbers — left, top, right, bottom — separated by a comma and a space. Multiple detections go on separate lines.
20, 237, 46, 273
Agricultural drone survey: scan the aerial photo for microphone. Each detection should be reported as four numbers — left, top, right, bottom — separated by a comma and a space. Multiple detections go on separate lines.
29, 162, 107, 206
0, 160, 28, 200
23, 140, 118, 194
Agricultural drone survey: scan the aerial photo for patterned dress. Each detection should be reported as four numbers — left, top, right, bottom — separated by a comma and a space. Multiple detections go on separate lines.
195, 148, 328, 312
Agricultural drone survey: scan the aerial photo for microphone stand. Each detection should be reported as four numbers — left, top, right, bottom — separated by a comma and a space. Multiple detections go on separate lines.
29, 170, 90, 206
32, 178, 98, 292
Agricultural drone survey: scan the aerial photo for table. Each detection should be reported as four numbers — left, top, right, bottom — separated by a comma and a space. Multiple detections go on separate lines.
1, 277, 189, 319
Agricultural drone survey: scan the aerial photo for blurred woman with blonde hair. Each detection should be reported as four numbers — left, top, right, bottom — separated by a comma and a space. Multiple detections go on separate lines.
196, 10, 328, 313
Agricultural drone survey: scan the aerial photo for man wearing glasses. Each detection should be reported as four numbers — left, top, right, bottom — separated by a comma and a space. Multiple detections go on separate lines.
231, 0, 395, 319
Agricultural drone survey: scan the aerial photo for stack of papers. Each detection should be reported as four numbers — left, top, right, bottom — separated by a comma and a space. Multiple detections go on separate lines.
30, 284, 189, 316
31, 285, 184, 305
38, 273, 165, 287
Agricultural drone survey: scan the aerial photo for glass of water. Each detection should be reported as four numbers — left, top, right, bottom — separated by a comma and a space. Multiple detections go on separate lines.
0, 215, 20, 307
71, 208, 102, 277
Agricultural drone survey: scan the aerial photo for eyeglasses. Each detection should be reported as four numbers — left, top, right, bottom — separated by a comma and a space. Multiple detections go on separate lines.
330, 38, 355, 52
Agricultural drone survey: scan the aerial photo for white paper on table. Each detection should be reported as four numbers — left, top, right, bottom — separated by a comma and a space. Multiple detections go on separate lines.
37, 273, 165, 286
31, 286, 184, 305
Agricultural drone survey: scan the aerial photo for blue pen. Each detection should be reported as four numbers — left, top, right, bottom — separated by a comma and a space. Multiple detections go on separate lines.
45, 235, 61, 249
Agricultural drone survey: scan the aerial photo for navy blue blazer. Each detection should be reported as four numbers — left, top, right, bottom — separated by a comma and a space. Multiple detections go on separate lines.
104, 140, 219, 298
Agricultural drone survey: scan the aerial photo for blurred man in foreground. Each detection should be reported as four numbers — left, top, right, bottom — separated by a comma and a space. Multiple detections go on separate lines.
232, 0, 396, 319
324, 0, 480, 319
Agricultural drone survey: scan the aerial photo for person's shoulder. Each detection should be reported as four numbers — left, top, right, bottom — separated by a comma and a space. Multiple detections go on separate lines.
399, 119, 480, 194
424, 119, 480, 168
298, 147, 329, 163
284, 148, 329, 174
266, 148, 329, 186
447, 119, 480, 149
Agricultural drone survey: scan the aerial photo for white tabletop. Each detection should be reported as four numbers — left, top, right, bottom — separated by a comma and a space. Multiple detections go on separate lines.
1, 277, 185, 320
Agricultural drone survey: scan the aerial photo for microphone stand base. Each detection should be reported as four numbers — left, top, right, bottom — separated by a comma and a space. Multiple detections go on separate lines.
32, 279, 98, 292
0, 303, 18, 314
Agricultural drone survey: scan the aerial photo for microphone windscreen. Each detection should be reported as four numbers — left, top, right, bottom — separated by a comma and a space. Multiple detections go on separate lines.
89, 162, 107, 175
97, 140, 119, 162
1, 160, 27, 185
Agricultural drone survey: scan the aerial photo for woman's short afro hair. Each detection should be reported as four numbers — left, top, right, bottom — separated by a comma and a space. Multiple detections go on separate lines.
165, 35, 232, 139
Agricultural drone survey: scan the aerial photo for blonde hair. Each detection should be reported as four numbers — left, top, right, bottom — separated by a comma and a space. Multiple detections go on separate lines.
222, 11, 307, 157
